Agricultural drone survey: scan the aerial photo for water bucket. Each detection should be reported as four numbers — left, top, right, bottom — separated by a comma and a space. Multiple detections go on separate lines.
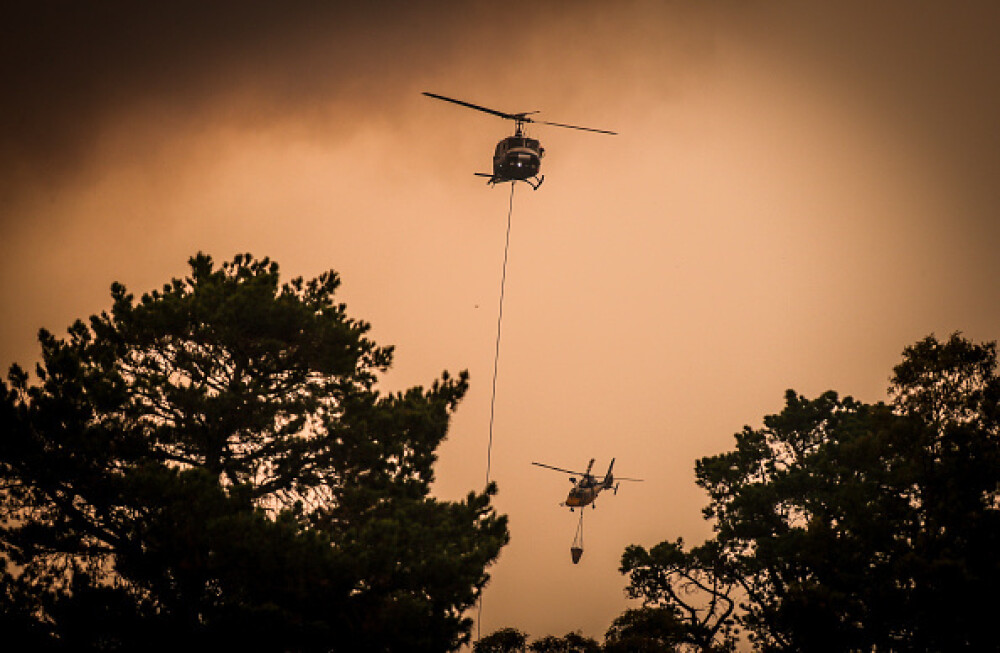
570, 546, 583, 564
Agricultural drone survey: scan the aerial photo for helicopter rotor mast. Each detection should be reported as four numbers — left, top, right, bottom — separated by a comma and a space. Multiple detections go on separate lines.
422, 92, 617, 136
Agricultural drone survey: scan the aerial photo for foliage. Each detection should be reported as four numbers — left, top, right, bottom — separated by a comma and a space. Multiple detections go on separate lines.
474, 627, 529, 653
0, 253, 509, 651
476, 629, 602, 653
602, 607, 688, 652
528, 632, 601, 653
618, 541, 737, 652
620, 333, 1000, 651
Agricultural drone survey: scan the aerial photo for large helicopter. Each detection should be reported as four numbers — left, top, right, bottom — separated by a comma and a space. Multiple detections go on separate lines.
423, 92, 617, 190
532, 458, 642, 511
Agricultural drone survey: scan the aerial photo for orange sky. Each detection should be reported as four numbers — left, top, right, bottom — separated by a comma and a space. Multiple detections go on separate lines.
3, 1, 1000, 644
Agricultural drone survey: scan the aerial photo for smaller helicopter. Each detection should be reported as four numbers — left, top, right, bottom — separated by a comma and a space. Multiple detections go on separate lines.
532, 458, 642, 511
423, 92, 617, 190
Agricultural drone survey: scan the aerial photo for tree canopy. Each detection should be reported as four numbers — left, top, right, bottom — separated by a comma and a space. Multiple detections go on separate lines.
474, 627, 529, 653
528, 632, 601, 653
0, 253, 508, 651
476, 628, 601, 653
602, 607, 690, 652
620, 333, 1000, 651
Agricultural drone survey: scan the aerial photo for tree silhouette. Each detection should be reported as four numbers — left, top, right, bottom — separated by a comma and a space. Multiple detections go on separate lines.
476, 629, 603, 653
528, 632, 601, 653
602, 607, 691, 652
620, 334, 1000, 650
474, 627, 529, 653
618, 541, 737, 651
0, 253, 508, 651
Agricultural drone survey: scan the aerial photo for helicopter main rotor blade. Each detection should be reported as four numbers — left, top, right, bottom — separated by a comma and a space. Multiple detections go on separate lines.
532, 461, 586, 475
423, 92, 515, 121
531, 119, 618, 135
614, 477, 644, 482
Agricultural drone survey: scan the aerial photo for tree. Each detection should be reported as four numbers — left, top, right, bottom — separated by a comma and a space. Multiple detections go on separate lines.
603, 607, 690, 652
474, 627, 528, 653
0, 253, 509, 651
528, 632, 601, 653
618, 541, 737, 651
475, 629, 601, 653
620, 334, 1000, 650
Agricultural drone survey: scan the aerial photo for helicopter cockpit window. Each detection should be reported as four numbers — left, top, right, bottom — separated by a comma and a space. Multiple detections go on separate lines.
526, 139, 539, 149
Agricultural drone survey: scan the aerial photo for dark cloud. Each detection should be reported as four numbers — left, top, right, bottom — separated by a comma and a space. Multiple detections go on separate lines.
1, 4, 353, 178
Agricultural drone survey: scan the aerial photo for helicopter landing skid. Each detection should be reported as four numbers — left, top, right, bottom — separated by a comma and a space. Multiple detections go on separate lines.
474, 173, 544, 191
523, 175, 544, 190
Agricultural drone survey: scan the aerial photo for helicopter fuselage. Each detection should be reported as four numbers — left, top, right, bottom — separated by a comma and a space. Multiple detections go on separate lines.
492, 135, 543, 182
565, 479, 606, 508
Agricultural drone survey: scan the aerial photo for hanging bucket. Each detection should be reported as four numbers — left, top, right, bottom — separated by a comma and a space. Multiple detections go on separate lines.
570, 546, 584, 564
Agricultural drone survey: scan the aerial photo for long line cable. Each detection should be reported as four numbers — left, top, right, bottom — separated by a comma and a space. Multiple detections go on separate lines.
485, 182, 515, 487
476, 181, 515, 644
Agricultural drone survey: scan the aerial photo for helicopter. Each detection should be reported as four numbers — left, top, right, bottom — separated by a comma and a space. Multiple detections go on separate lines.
423, 92, 617, 190
532, 458, 642, 511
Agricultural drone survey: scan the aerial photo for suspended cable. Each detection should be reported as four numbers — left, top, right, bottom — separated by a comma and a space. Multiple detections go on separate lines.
485, 182, 515, 487
571, 510, 585, 564
477, 182, 516, 644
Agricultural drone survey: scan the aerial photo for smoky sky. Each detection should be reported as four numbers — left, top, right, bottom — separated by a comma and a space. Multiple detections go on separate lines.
6, 2, 1000, 203
747, 4, 1000, 217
